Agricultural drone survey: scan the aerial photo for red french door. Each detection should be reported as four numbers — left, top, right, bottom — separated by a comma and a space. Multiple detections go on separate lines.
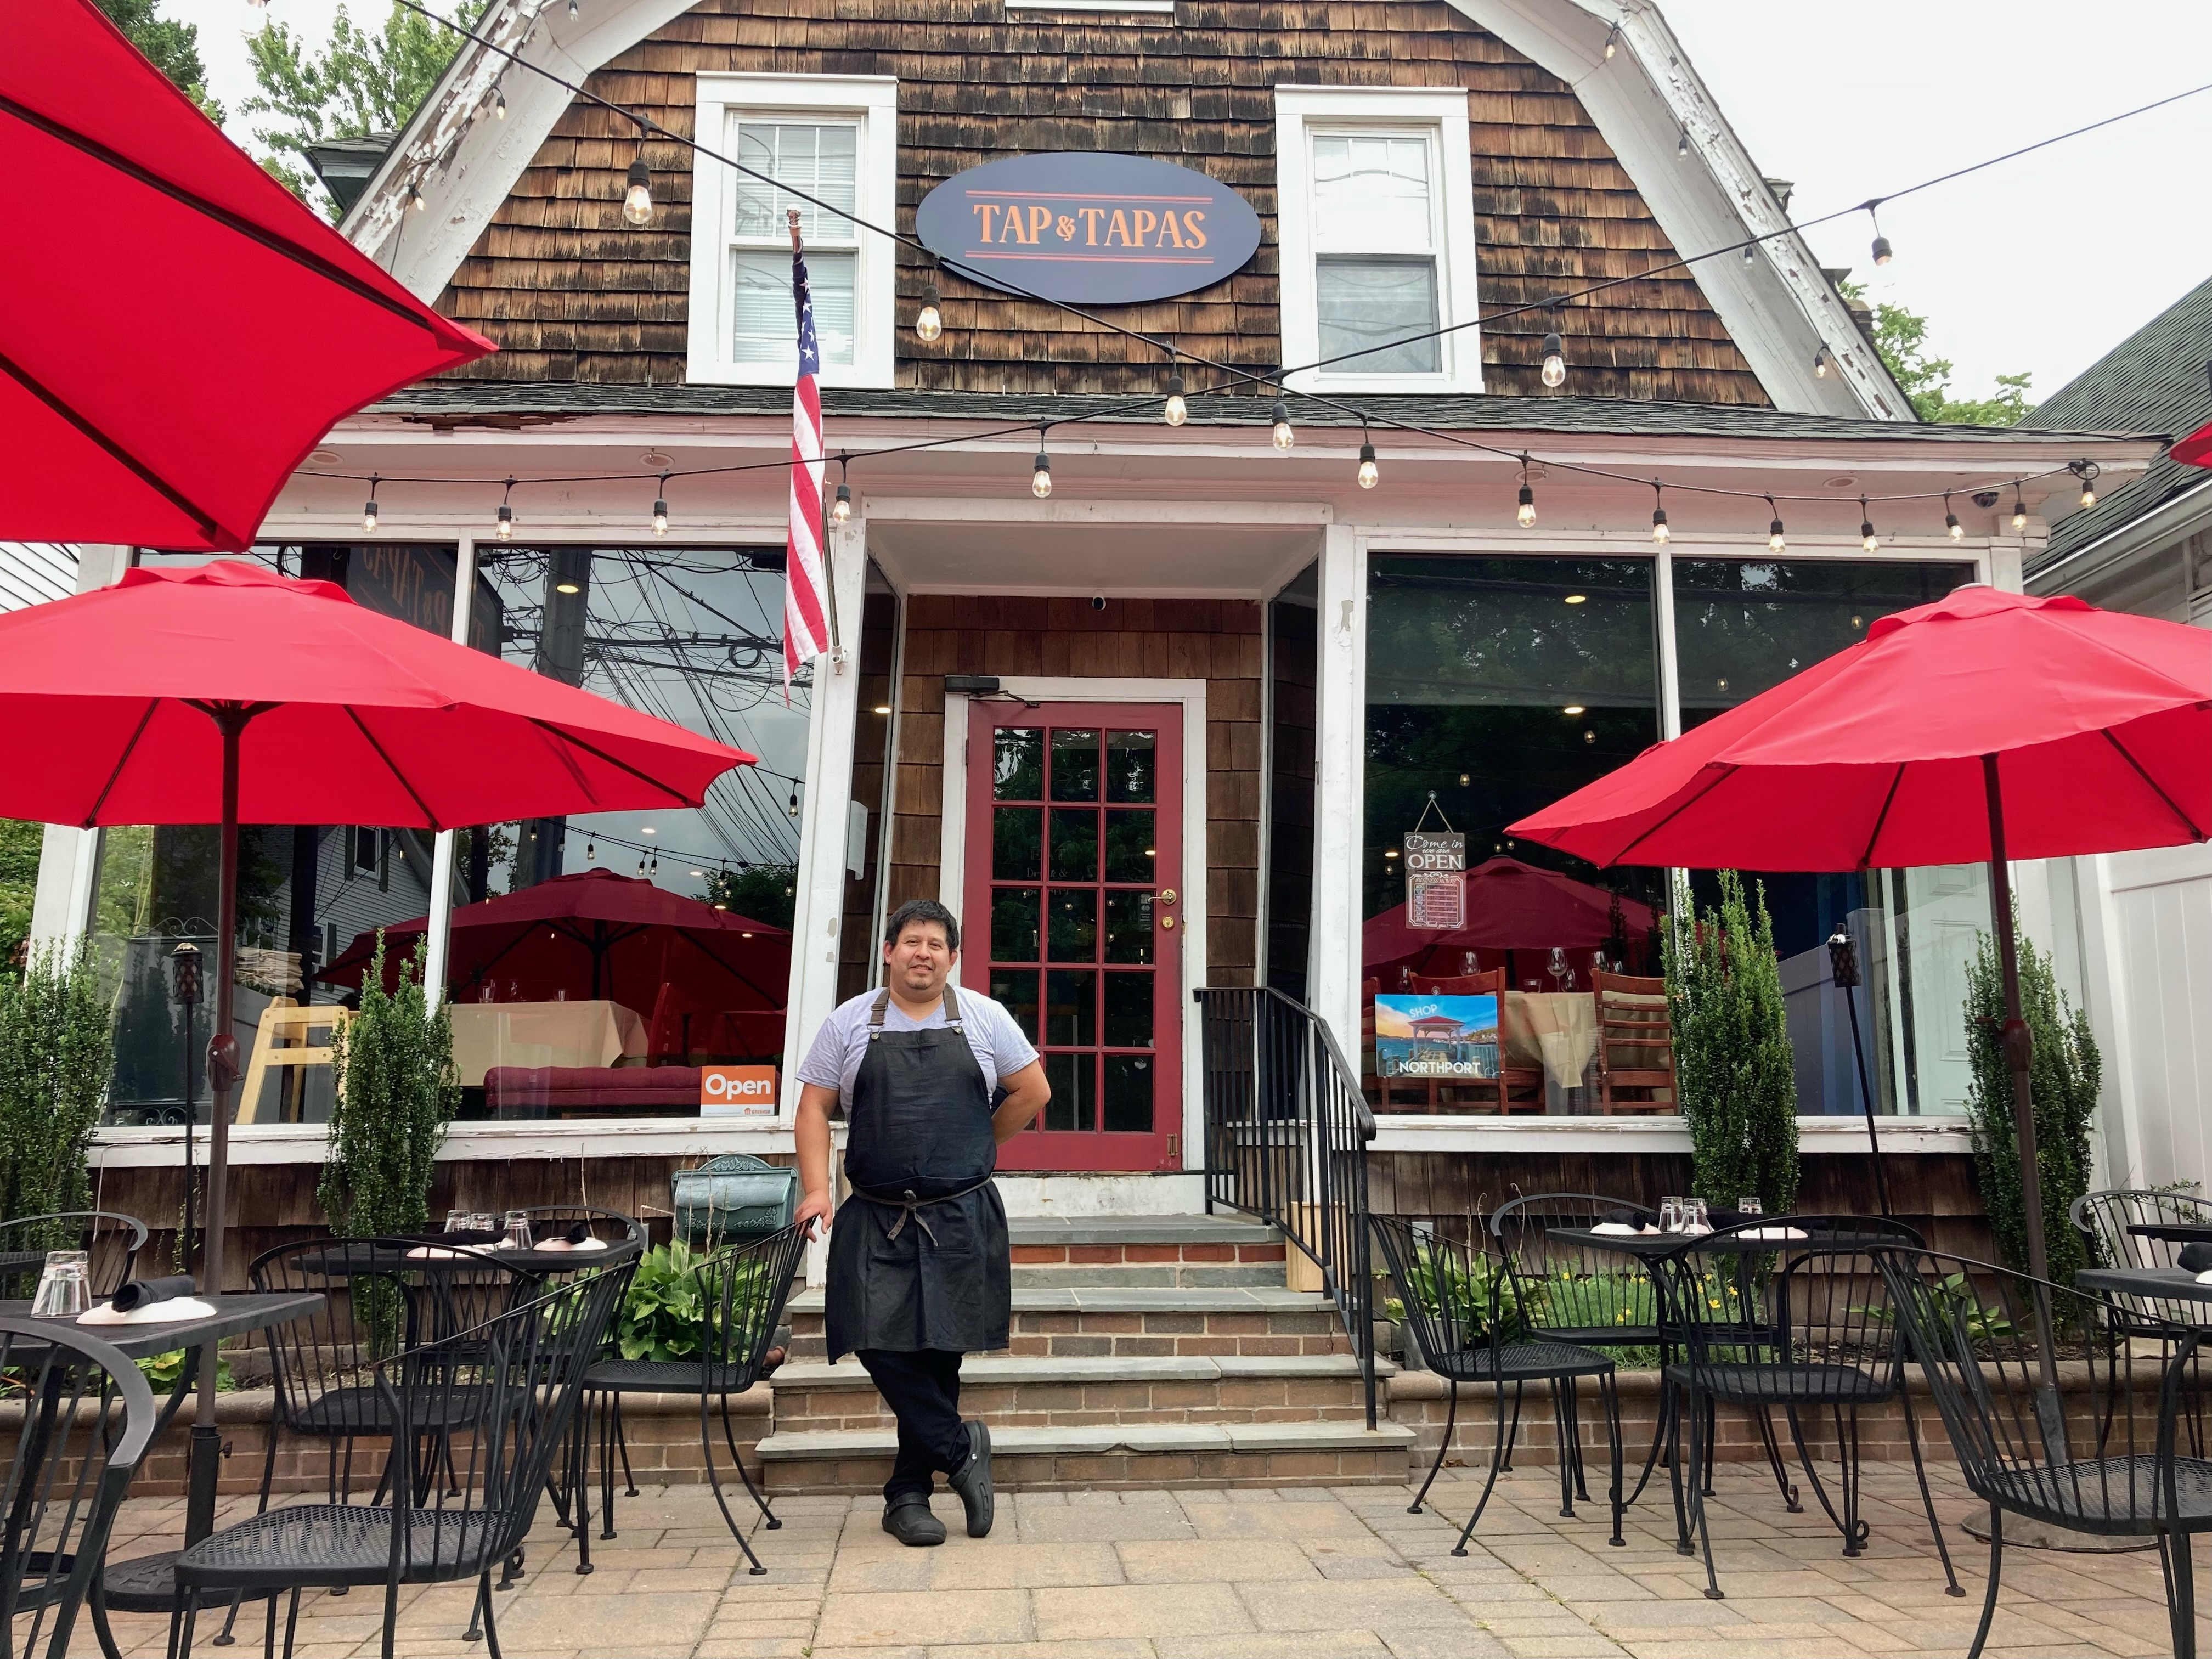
965, 702, 1183, 1172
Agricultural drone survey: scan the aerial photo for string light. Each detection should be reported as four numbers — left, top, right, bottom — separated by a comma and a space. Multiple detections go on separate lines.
2011, 490, 2029, 532
1540, 331, 1566, 389
1766, 496, 1785, 554
787, 787, 800, 819
1677, 127, 1690, 159
1356, 432, 1379, 490
1869, 205, 1893, 266
1163, 363, 1188, 427
1649, 483, 1669, 545
1859, 497, 1878, 553
493, 86, 506, 120
1602, 20, 1620, 58
1516, 461, 1537, 528
915, 272, 943, 343
1269, 398, 1294, 453
566, 0, 578, 17
1031, 431, 1053, 499
586, 834, 596, 861
1944, 493, 1962, 540
495, 477, 514, 541
1813, 345, 1831, 379
361, 475, 380, 534
652, 472, 669, 537
2072, 459, 2100, 508
622, 157, 653, 227
407, 184, 424, 212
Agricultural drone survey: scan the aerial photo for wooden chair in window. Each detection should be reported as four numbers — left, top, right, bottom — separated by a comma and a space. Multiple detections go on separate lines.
1383, 969, 1541, 1116
1593, 970, 1676, 1114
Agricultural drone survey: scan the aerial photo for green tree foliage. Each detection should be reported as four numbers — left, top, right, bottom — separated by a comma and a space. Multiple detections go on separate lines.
94, 0, 222, 121
1843, 283, 2033, 426
0, 943, 115, 1242
706, 865, 799, 931
0, 820, 44, 972
321, 933, 456, 1243
244, 2, 481, 209
1663, 871, 1799, 1216
1963, 917, 2102, 1284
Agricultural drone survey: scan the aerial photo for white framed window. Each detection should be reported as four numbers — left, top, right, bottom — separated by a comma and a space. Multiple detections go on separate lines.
1274, 87, 1483, 396
687, 74, 898, 389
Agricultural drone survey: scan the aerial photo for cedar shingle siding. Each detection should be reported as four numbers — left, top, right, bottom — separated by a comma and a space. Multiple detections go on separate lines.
438, 0, 1765, 403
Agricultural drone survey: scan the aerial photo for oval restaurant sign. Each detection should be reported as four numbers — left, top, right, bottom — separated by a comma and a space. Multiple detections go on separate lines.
915, 153, 1262, 306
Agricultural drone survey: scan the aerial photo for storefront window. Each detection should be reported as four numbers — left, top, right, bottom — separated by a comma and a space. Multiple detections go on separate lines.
838, 563, 899, 1003
94, 545, 495, 1125
1363, 556, 1667, 1114
1264, 563, 1317, 1001
1673, 558, 1978, 1116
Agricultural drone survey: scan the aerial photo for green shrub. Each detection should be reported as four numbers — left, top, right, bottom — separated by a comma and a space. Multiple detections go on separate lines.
0, 940, 112, 1246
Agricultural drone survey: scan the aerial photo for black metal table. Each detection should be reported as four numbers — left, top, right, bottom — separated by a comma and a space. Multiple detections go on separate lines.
295, 1238, 641, 1282
2, 1293, 325, 1628
2078, 1266, 2212, 1322
2125, 1223, 2212, 1246
1545, 1225, 1849, 1259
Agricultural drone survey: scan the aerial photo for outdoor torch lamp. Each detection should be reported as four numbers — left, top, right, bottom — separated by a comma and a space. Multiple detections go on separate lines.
171, 939, 202, 1006
1825, 926, 1860, 989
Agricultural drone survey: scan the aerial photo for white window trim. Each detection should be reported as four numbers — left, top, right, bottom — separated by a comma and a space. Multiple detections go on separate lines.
1274, 86, 1483, 397
686, 73, 899, 390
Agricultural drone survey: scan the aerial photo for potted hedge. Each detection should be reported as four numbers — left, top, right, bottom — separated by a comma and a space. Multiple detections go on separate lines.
0, 940, 112, 1251
1663, 871, 1799, 1217
320, 934, 455, 1245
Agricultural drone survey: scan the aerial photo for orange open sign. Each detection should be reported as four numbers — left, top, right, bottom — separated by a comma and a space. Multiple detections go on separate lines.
700, 1065, 778, 1115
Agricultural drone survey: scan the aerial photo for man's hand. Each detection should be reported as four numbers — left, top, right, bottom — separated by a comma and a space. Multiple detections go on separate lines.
795, 1187, 834, 1241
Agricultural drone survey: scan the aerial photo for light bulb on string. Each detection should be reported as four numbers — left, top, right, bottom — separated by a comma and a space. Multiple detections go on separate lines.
1859, 498, 1877, 554
495, 478, 515, 541
651, 472, 670, 537
1649, 484, 1669, 545
648, 849, 658, 877
1869, 205, 1892, 266
1767, 497, 1785, 554
2011, 489, 2028, 532
1602, 20, 1619, 57
830, 457, 853, 525
1813, 345, 1831, 379
586, 835, 596, 862
1163, 367, 1187, 427
493, 86, 506, 119
406, 184, 424, 213
622, 157, 653, 226
567, 0, 578, 18
787, 787, 800, 820
636, 854, 646, 876
1944, 493, 1962, 540
1356, 435, 1379, 490
1540, 331, 1566, 389
1269, 398, 1294, 452
915, 277, 943, 343
1031, 432, 1053, 499
1516, 474, 1536, 529
362, 475, 380, 535
1677, 127, 1690, 158
2073, 460, 2100, 509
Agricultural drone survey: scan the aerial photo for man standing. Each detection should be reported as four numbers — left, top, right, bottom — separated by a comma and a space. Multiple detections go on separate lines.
794, 899, 1049, 1547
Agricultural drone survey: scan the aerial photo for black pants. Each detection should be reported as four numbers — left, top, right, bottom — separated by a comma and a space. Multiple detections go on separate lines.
856, 1348, 970, 1504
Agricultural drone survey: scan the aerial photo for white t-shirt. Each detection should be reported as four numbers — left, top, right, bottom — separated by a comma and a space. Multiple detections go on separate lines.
796, 985, 1041, 1107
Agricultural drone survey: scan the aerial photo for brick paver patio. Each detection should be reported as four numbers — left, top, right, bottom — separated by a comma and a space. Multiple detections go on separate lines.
92, 1459, 2208, 1658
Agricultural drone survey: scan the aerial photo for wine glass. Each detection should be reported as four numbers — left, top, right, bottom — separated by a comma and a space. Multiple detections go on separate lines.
1658, 1197, 1684, 1233
1548, 947, 1571, 992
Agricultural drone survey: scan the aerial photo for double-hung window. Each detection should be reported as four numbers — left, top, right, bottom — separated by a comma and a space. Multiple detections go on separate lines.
1274, 88, 1483, 395
687, 75, 897, 388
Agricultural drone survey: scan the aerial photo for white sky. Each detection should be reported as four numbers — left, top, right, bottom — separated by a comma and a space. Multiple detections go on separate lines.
171, 0, 2212, 404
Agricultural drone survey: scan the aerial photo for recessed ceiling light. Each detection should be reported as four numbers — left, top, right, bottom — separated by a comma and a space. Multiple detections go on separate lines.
1563, 705, 1585, 715
1384, 848, 1400, 860
873, 704, 891, 714
641, 451, 674, 467
1825, 475, 1858, 489
641, 827, 655, 835
310, 448, 341, 463
1563, 594, 1587, 605
555, 582, 581, 594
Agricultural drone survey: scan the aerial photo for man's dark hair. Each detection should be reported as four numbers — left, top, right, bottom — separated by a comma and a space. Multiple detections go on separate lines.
884, 898, 960, 950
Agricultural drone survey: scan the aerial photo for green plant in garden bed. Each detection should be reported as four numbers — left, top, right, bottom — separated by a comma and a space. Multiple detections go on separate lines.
616, 1242, 778, 1363
137, 1348, 234, 1391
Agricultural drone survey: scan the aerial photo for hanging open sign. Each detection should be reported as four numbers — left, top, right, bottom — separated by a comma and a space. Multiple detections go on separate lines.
1404, 831, 1466, 932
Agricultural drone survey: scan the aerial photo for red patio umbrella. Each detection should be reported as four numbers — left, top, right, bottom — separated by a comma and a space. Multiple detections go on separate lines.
1361, 855, 1657, 980
2174, 422, 2212, 468
321, 868, 792, 1028
0, 560, 752, 1547
1509, 584, 2209, 1295
0, 0, 490, 549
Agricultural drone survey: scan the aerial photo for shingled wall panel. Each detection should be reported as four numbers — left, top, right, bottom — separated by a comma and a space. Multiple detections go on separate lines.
436, 0, 1766, 404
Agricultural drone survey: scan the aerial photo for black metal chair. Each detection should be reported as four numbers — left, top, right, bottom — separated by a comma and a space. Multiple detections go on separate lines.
1372, 1214, 1624, 1554
1651, 1216, 1958, 1601
0, 1317, 157, 1659
169, 1260, 635, 1659
1490, 1192, 1673, 1498
1880, 1247, 2212, 1659
573, 1223, 808, 1575
0, 1210, 148, 1301
2073, 1189, 2212, 1339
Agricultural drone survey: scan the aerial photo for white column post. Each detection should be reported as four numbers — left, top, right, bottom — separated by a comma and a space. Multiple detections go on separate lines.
422, 535, 477, 1013
778, 518, 867, 1115
29, 545, 136, 954
1652, 544, 1682, 742
1307, 524, 1365, 1052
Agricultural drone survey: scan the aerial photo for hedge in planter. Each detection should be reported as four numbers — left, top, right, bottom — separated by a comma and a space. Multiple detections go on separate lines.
0, 939, 111, 1247
1663, 870, 1798, 1217
321, 933, 455, 1243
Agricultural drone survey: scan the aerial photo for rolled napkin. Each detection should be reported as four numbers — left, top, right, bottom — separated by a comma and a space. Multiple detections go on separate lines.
1600, 1208, 1655, 1230
110, 1276, 196, 1313
2176, 1242, 2212, 1273
1737, 1226, 1810, 1241
80, 1295, 217, 1325
1706, 1209, 1752, 1231
533, 1236, 608, 1253
1590, 1223, 1644, 1236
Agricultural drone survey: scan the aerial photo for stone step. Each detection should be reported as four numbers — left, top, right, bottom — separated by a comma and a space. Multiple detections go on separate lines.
1007, 1216, 1285, 1286
786, 1285, 1351, 1361
755, 1418, 1415, 1493
1004, 1215, 1280, 1247
768, 1352, 1383, 1432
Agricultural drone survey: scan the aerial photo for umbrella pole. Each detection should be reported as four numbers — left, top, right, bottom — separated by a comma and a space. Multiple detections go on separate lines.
188, 708, 250, 1547
1841, 983, 1892, 1218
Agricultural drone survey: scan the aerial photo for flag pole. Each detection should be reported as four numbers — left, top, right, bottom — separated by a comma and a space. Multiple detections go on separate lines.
789, 208, 842, 662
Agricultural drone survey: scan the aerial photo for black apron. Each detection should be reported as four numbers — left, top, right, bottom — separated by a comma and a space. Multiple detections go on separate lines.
823, 985, 1011, 1357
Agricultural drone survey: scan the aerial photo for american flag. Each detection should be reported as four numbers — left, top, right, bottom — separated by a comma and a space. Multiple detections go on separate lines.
782, 240, 831, 698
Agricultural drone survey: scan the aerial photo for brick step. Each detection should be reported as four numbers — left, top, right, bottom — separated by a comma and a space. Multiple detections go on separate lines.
755, 1418, 1415, 1494
786, 1285, 1351, 1361
769, 1353, 1381, 1432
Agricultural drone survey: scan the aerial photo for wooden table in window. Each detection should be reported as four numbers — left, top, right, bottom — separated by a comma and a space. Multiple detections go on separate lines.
1504, 991, 1599, 1113
447, 1000, 648, 1089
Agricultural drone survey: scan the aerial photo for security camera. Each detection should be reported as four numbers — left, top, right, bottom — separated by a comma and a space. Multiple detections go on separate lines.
1091, 595, 1107, 611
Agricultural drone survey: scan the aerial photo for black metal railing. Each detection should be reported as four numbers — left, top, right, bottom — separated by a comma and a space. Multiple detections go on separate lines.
1194, 986, 1376, 1429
